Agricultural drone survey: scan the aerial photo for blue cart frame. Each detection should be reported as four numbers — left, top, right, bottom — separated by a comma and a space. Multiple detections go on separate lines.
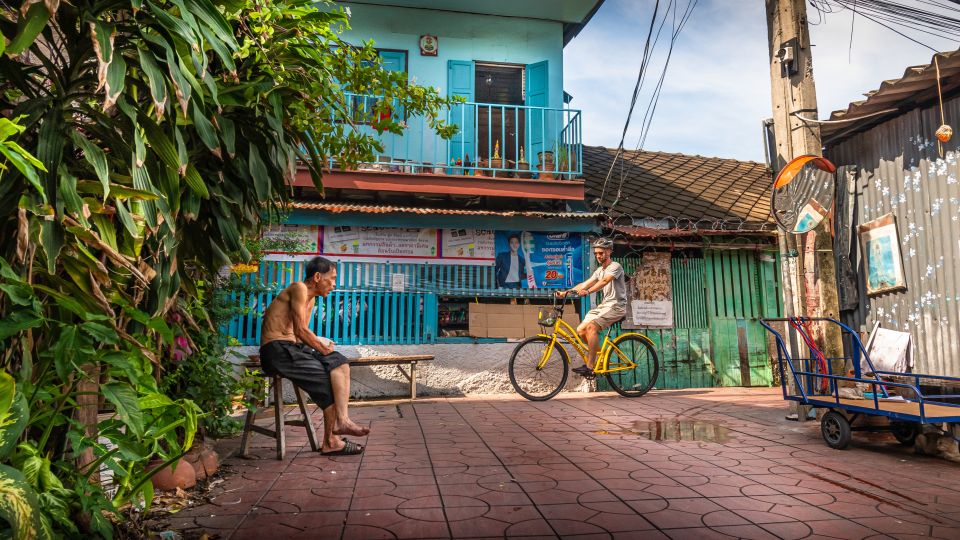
760, 317, 960, 449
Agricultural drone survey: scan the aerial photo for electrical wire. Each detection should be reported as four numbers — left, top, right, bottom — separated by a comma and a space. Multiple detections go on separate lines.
809, 0, 960, 52
608, 0, 699, 213
596, 0, 699, 215
596, 0, 662, 211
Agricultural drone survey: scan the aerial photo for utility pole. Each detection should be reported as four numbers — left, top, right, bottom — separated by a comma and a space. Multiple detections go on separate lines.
765, 0, 844, 420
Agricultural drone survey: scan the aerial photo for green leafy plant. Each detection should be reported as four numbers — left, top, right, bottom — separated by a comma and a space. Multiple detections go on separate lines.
0, 1, 455, 537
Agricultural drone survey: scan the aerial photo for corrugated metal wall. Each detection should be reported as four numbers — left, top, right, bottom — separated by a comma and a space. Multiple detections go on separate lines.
827, 95, 960, 377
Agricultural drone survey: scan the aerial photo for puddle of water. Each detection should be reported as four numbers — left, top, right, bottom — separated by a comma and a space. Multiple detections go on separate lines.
593, 418, 732, 443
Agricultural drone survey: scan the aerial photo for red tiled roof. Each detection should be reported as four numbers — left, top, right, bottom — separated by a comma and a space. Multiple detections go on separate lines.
582, 146, 774, 227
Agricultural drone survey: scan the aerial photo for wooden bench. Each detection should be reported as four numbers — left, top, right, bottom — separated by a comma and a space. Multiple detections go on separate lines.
351, 355, 434, 400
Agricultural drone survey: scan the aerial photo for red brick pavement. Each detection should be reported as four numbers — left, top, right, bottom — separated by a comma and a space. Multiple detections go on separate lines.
161, 388, 960, 539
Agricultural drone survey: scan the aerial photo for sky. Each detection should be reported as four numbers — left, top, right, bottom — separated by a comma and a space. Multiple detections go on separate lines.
564, 0, 959, 163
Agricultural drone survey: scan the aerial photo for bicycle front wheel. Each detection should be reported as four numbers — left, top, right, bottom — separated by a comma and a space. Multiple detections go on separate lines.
509, 336, 570, 401
604, 334, 659, 397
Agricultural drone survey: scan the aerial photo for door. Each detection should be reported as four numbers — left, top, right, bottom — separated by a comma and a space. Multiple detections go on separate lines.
474, 63, 525, 167
705, 250, 777, 387
525, 61, 549, 168
447, 60, 475, 165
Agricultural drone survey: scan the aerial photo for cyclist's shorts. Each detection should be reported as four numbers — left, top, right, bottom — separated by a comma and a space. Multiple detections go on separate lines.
582, 304, 627, 329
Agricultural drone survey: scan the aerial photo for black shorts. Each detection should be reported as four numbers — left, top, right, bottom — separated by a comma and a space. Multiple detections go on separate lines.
258, 341, 351, 409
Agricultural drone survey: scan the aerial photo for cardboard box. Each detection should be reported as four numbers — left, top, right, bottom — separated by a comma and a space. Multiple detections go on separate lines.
495, 313, 524, 328
487, 326, 526, 339
485, 303, 524, 315
468, 303, 487, 337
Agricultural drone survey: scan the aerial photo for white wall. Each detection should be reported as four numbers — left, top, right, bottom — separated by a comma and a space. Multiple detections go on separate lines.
229, 343, 592, 401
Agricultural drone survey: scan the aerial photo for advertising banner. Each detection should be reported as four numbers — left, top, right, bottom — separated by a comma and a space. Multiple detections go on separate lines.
493, 231, 583, 289
321, 226, 438, 259
623, 252, 674, 328
441, 229, 495, 261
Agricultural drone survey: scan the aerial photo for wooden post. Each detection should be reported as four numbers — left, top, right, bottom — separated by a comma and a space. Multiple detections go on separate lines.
765, 0, 844, 420
76, 364, 100, 483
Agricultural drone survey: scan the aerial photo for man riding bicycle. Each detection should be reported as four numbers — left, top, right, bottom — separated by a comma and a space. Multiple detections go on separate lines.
557, 237, 627, 377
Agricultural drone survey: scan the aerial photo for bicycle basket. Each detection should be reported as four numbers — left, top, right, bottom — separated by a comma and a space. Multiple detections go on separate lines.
538, 307, 557, 327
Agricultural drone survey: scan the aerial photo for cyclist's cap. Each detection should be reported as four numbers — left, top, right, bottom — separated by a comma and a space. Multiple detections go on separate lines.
592, 238, 614, 249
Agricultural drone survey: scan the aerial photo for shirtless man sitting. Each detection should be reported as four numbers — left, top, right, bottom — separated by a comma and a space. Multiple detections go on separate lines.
259, 256, 368, 455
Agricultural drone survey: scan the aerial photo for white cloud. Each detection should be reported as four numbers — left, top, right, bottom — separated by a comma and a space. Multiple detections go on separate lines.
565, 0, 959, 162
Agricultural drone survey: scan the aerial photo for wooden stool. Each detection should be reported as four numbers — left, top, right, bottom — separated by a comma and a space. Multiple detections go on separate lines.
239, 356, 320, 460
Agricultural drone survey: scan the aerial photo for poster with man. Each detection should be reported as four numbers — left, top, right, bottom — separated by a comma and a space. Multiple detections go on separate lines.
494, 232, 583, 289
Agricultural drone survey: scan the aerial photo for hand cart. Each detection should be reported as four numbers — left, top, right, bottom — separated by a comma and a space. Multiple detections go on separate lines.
760, 317, 960, 449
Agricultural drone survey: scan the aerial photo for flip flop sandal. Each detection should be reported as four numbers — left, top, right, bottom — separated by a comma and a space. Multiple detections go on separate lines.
321, 438, 364, 456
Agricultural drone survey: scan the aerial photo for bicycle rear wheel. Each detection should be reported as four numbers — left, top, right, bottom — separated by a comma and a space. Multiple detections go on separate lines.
603, 334, 659, 397
509, 336, 569, 401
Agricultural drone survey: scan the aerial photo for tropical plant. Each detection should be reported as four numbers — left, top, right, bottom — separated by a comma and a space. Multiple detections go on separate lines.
0, 1, 455, 537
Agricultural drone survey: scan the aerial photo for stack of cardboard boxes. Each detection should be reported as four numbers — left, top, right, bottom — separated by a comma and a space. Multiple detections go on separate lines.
469, 303, 581, 339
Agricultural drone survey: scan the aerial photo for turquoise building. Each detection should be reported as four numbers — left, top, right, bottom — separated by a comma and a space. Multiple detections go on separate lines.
226, 1, 604, 357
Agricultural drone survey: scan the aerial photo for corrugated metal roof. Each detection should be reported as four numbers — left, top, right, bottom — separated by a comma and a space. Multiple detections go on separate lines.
822, 49, 960, 144
290, 201, 603, 219
582, 146, 774, 226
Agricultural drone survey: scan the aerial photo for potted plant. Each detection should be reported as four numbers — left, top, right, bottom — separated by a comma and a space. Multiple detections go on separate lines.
537, 149, 555, 180
516, 146, 531, 178
556, 145, 577, 179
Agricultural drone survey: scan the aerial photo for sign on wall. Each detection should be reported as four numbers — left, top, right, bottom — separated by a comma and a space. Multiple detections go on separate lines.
322, 226, 438, 259
441, 229, 495, 260
493, 231, 583, 289
623, 252, 674, 328
858, 213, 906, 296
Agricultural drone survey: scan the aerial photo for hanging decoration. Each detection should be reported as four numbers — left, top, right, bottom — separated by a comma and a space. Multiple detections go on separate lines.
934, 56, 953, 153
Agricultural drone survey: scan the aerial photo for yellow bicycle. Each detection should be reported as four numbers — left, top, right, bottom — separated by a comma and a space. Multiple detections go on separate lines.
508, 293, 659, 401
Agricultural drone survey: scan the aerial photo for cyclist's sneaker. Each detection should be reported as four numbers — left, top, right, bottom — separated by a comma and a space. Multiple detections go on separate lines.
572, 365, 594, 376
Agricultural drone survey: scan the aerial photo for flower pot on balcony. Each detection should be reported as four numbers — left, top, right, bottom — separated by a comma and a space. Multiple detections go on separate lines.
537, 151, 555, 180
474, 158, 487, 177
489, 157, 502, 175
516, 161, 531, 179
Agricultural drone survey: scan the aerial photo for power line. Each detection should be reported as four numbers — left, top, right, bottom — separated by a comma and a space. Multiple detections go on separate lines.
595, 0, 663, 211
607, 0, 699, 213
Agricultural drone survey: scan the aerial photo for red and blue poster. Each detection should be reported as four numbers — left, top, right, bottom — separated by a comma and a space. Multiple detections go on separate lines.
493, 232, 583, 289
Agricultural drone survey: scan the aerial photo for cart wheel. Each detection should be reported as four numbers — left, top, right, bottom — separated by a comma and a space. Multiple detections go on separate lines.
890, 421, 920, 447
821, 411, 852, 450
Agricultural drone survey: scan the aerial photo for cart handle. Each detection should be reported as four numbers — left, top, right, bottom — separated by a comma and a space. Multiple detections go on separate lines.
760, 317, 881, 384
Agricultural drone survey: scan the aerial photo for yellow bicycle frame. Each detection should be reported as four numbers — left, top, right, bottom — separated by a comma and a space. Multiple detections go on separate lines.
535, 315, 652, 374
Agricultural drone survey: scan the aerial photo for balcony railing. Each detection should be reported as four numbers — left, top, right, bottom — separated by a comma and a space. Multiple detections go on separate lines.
333, 93, 582, 179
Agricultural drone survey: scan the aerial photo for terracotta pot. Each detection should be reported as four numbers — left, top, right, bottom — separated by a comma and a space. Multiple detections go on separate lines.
473, 159, 487, 177
539, 161, 556, 180
488, 158, 502, 171
183, 443, 220, 481
537, 151, 555, 180
148, 458, 197, 491
516, 162, 531, 179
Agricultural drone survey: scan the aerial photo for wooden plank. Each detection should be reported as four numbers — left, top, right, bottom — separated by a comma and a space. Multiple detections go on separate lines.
293, 170, 586, 200
804, 397, 960, 422
748, 321, 774, 386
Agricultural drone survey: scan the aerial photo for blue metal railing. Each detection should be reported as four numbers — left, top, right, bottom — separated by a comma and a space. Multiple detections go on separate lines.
225, 260, 561, 346
335, 93, 582, 179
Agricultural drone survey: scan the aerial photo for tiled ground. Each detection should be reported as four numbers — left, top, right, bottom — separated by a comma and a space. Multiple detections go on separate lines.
164, 388, 960, 539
